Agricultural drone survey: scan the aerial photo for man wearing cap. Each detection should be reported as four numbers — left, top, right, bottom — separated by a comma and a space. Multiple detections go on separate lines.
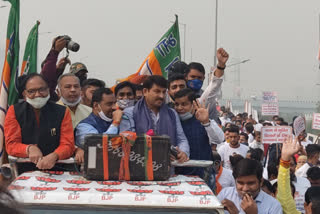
69, 62, 88, 86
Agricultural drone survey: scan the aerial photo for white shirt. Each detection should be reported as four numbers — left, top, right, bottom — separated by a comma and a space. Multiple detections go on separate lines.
249, 140, 264, 152
217, 143, 249, 170
301, 139, 312, 148
216, 141, 226, 150
248, 133, 254, 144
218, 167, 235, 189
254, 123, 263, 132
219, 117, 231, 127
199, 74, 223, 104
263, 167, 268, 180
204, 119, 224, 145
217, 187, 283, 214
295, 163, 311, 178
294, 176, 311, 213
199, 74, 223, 120
57, 100, 91, 129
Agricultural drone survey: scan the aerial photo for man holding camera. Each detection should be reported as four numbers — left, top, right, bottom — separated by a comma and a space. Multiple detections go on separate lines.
41, 37, 70, 101
41, 36, 86, 101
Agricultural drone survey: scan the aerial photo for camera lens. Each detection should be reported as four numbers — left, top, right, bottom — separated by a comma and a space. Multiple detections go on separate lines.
68, 41, 80, 52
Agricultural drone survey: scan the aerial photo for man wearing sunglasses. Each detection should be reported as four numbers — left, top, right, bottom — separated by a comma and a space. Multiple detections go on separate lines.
4, 73, 75, 171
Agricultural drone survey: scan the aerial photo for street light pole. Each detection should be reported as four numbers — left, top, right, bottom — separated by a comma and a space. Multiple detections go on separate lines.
213, 0, 218, 68
228, 59, 250, 99
209, 0, 219, 84
183, 23, 186, 61
318, 13, 320, 68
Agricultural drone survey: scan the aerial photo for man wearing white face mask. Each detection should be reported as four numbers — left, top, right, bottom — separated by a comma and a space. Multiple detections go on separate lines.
57, 73, 91, 129
173, 88, 224, 177
4, 73, 75, 171
75, 88, 123, 149
114, 81, 136, 110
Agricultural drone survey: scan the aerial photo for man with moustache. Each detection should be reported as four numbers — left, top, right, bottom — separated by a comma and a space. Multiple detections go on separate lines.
75, 88, 123, 149
120, 75, 189, 162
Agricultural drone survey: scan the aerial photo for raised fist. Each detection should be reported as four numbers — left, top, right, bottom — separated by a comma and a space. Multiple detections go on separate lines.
217, 48, 229, 67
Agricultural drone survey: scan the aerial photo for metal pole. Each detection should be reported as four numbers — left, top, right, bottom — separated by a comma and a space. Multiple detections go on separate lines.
318, 13, 320, 102
183, 23, 186, 61
209, 0, 218, 84
213, 0, 218, 68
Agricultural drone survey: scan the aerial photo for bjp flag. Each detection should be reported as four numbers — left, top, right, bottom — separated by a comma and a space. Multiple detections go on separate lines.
0, 0, 20, 165
112, 15, 181, 90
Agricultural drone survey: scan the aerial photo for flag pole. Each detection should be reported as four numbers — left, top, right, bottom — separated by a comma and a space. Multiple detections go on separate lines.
37, 20, 40, 74
209, 0, 218, 85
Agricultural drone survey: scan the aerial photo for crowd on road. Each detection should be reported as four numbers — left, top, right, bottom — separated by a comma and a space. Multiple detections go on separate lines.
1, 36, 319, 214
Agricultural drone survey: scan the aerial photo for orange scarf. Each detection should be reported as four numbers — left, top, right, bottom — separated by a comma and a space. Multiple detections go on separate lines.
215, 166, 223, 194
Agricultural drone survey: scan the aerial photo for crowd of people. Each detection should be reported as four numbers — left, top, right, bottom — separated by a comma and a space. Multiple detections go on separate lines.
1, 36, 320, 213
214, 110, 320, 213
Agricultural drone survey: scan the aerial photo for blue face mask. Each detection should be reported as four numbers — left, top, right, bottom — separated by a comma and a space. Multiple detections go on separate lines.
187, 79, 203, 91
179, 112, 193, 121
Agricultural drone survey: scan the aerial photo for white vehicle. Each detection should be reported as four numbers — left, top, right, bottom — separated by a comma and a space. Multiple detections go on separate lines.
8, 158, 225, 214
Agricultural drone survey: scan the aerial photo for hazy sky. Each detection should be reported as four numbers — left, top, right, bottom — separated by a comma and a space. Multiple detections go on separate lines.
1, 0, 320, 101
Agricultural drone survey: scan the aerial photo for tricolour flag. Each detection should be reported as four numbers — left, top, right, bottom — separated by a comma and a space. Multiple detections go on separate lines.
0, 0, 20, 165
113, 15, 180, 88
21, 21, 39, 75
